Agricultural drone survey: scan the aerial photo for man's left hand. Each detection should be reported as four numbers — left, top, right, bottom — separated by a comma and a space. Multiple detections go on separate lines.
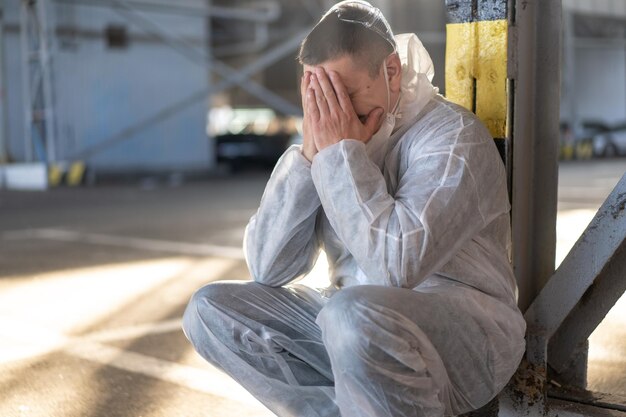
307, 67, 384, 152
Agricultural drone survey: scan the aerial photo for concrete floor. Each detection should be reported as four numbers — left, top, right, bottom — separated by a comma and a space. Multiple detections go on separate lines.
0, 160, 624, 417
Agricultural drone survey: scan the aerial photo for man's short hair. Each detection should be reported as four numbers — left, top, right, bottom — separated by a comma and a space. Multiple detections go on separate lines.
298, 2, 395, 79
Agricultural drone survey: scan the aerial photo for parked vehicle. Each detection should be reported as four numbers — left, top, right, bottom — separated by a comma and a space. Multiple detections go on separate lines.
576, 120, 611, 141
572, 120, 611, 160
209, 107, 302, 172
216, 133, 291, 172
592, 123, 626, 157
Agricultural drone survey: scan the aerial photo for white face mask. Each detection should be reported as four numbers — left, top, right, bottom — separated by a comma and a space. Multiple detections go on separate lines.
365, 58, 400, 169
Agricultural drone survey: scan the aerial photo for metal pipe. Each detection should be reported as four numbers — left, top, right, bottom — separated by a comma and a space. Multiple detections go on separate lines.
511, 0, 561, 312
53, 0, 281, 22
205, 0, 213, 166
19, 0, 33, 162
0, 0, 7, 163
213, 22, 270, 58
36, 0, 57, 163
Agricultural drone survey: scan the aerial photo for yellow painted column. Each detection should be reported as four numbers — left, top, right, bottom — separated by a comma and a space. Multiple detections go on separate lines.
445, 19, 508, 139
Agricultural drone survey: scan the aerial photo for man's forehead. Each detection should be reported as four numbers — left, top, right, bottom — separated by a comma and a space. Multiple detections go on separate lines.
303, 57, 371, 95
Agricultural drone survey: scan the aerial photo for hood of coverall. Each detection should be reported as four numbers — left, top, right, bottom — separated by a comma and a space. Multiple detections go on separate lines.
365, 32, 440, 169
392, 33, 440, 132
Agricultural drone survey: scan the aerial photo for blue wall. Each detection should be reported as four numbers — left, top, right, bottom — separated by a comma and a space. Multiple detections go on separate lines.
2, 0, 213, 172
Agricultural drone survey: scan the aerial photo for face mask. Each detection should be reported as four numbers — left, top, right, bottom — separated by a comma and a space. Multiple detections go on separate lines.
365, 58, 400, 169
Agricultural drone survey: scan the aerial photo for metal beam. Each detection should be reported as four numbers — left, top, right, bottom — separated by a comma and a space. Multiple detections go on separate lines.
213, 23, 269, 57
108, 0, 302, 116
295, 0, 323, 19
525, 174, 626, 372
53, 0, 281, 22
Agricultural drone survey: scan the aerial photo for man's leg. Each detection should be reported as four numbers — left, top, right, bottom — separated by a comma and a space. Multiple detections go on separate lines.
182, 280, 339, 417
316, 284, 526, 417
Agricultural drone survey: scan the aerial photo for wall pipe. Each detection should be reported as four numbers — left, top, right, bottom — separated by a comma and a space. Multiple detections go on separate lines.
53, 0, 281, 22
0, 0, 7, 163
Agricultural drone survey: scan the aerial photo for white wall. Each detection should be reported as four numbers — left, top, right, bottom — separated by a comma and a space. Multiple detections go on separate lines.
574, 45, 626, 125
561, 1, 626, 126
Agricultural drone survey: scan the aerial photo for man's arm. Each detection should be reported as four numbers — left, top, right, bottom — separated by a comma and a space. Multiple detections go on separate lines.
244, 145, 322, 287
309, 123, 510, 288
244, 71, 322, 287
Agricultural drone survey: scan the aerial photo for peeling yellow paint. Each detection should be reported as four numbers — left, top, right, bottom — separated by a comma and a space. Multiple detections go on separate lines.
445, 20, 508, 138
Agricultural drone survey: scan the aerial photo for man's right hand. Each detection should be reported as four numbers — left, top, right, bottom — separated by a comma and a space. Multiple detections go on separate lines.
300, 71, 318, 162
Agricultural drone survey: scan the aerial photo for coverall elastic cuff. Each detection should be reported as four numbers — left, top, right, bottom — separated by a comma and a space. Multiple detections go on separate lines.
287, 144, 317, 175
276, 145, 321, 206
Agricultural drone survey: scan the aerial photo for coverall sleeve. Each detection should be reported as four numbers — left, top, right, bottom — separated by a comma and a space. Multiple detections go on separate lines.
243, 145, 322, 287
309, 123, 509, 288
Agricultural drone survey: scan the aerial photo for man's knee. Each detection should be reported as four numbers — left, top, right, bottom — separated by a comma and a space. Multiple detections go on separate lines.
316, 286, 378, 356
182, 281, 232, 344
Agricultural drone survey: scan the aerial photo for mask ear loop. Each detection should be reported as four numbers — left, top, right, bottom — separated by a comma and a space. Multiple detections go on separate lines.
382, 53, 402, 116
383, 63, 391, 113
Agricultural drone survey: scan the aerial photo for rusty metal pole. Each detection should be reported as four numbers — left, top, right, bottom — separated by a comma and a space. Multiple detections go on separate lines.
505, 0, 562, 414
504, 0, 562, 415
510, 0, 562, 314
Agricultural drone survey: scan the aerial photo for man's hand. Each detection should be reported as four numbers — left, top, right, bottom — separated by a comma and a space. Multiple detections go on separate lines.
307, 67, 384, 151
300, 71, 318, 162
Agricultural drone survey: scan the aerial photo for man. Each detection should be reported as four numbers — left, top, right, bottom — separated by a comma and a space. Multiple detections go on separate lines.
183, 1, 526, 416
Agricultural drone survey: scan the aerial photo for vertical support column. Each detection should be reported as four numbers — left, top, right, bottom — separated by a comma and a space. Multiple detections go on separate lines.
36, 0, 56, 163
19, 0, 57, 163
19, 1, 33, 162
511, 0, 561, 313
0, 0, 6, 164
562, 10, 577, 142
507, 0, 562, 415
205, 0, 215, 168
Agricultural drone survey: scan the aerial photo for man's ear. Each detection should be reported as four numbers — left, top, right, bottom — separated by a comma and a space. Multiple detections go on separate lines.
385, 53, 402, 93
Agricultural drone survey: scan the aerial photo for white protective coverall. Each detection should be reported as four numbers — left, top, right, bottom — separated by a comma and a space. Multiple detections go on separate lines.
183, 33, 527, 417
